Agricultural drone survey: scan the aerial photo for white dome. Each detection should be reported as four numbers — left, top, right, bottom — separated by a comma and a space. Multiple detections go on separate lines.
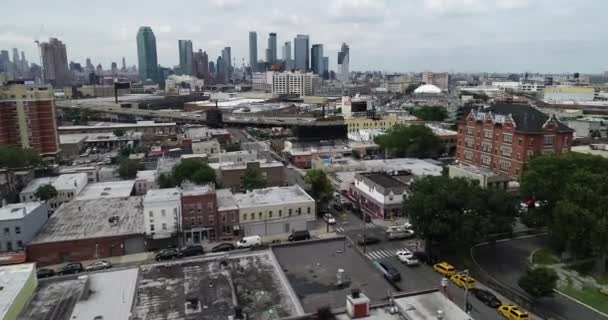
414, 84, 442, 94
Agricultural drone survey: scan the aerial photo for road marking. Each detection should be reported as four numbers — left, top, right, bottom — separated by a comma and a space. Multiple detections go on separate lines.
336, 227, 344, 233
365, 223, 376, 228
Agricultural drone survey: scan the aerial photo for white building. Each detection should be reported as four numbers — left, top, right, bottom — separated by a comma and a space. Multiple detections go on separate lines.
165, 74, 205, 94
20, 173, 88, 210
235, 185, 316, 237
0, 263, 37, 320
252, 72, 273, 92
76, 180, 135, 201
192, 138, 221, 155
208, 150, 258, 164
143, 188, 181, 239
272, 71, 320, 96
135, 170, 158, 195
543, 87, 595, 102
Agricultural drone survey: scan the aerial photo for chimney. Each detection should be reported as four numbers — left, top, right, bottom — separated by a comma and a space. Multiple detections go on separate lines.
346, 288, 369, 319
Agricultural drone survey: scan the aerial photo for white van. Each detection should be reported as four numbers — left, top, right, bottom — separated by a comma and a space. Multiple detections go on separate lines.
235, 235, 262, 249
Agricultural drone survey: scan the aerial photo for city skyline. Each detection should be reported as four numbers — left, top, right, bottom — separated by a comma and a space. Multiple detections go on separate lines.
1, 0, 608, 73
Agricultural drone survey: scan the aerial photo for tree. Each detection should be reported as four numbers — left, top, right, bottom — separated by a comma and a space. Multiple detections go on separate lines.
404, 176, 516, 251
117, 159, 144, 179
0, 146, 42, 169
518, 267, 558, 298
374, 124, 443, 158
405, 84, 419, 95
335, 107, 342, 114
412, 106, 448, 121
158, 173, 177, 188
170, 159, 216, 186
190, 165, 216, 185
304, 169, 334, 213
242, 166, 267, 191
113, 129, 126, 137
315, 306, 336, 320
35, 184, 58, 201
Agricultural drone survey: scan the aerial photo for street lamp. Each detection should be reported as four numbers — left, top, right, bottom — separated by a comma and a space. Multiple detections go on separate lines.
462, 269, 471, 313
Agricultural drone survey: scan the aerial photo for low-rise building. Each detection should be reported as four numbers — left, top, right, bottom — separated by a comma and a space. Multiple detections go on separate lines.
58, 121, 178, 136
20, 173, 88, 210
448, 164, 511, 189
135, 170, 158, 195
0, 169, 35, 204
350, 172, 410, 220
192, 138, 221, 155
0, 263, 37, 320
27, 197, 145, 265
216, 188, 240, 240
143, 188, 182, 240
185, 127, 231, 145
213, 161, 286, 193
208, 150, 259, 164
58, 165, 100, 183
235, 185, 315, 237
180, 184, 223, 243
0, 202, 48, 253
76, 180, 135, 201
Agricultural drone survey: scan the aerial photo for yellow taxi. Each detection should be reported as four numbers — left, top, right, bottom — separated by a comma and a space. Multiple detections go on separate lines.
498, 304, 529, 320
450, 273, 476, 289
432, 261, 456, 277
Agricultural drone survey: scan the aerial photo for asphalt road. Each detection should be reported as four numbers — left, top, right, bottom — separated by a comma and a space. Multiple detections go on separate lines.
473, 235, 607, 320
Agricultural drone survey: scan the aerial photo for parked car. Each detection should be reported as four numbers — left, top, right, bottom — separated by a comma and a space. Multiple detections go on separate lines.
470, 288, 502, 308
498, 304, 529, 320
288, 230, 311, 242
333, 203, 343, 211
396, 249, 419, 266
211, 243, 235, 252
58, 262, 83, 275
343, 202, 353, 210
155, 249, 180, 261
357, 236, 381, 246
323, 213, 336, 225
85, 260, 112, 272
235, 235, 262, 249
450, 273, 476, 289
412, 251, 428, 264
180, 245, 204, 257
36, 268, 55, 278
376, 261, 401, 282
433, 261, 456, 277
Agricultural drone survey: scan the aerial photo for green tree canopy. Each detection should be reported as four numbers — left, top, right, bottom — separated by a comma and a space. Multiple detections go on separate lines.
113, 129, 126, 137
412, 106, 448, 121
374, 124, 443, 158
0, 146, 42, 169
404, 176, 516, 250
172, 159, 216, 186
518, 267, 558, 298
405, 84, 419, 95
117, 159, 144, 180
242, 166, 267, 191
35, 184, 58, 201
157, 173, 177, 188
304, 169, 335, 212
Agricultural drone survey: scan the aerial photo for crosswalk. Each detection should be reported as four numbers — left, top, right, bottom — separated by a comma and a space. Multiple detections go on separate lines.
335, 223, 377, 233
364, 247, 409, 260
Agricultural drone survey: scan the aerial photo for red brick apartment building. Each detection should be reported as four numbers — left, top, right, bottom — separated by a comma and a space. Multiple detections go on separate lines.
0, 82, 60, 157
456, 104, 573, 178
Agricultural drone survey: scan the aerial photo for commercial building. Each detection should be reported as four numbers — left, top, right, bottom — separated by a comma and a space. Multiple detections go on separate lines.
180, 184, 236, 243
143, 188, 181, 239
216, 188, 240, 240
456, 103, 574, 178
344, 114, 413, 134
0, 202, 48, 253
235, 185, 315, 237
213, 161, 286, 193
543, 86, 595, 102
294, 34, 310, 71
208, 150, 258, 164
266, 33, 277, 65
252, 72, 273, 92
249, 31, 258, 73
565, 118, 604, 139
0, 263, 37, 320
58, 121, 178, 135
422, 71, 449, 90
283, 41, 292, 69
27, 197, 145, 265
337, 43, 349, 82
75, 180, 135, 201
311, 44, 324, 75
449, 164, 511, 189
136, 26, 159, 82
135, 170, 157, 195
191, 138, 221, 155
221, 47, 232, 83
40, 38, 70, 87
0, 82, 60, 157
178, 40, 193, 76
20, 173, 88, 210
272, 71, 320, 96
350, 171, 410, 220
165, 74, 205, 94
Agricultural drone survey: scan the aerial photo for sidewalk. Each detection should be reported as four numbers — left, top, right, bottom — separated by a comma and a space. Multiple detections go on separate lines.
43, 252, 153, 271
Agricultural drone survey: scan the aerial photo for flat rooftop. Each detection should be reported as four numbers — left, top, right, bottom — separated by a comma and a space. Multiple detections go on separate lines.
272, 239, 395, 313
58, 120, 176, 131
219, 161, 284, 171
216, 188, 238, 211
30, 196, 144, 244
75, 180, 135, 200
234, 185, 314, 208
19, 276, 89, 320
395, 291, 472, 320
132, 251, 303, 320
52, 173, 87, 190
21, 177, 57, 194
143, 187, 181, 203
360, 172, 408, 189
0, 202, 44, 221
136, 170, 157, 182
327, 158, 443, 177
185, 127, 230, 139
0, 263, 35, 320
181, 184, 213, 197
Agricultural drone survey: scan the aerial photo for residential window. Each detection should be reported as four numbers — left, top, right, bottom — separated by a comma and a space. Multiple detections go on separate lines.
251, 213, 255, 220
481, 155, 491, 166
501, 147, 512, 158
464, 151, 473, 160
15, 227, 20, 234
162, 223, 167, 231
563, 136, 569, 146
279, 209, 282, 217
483, 129, 493, 139
499, 160, 511, 172
6, 242, 12, 251
209, 215, 214, 224
518, 138, 523, 146
161, 209, 166, 217
243, 214, 247, 221
503, 134, 513, 144
465, 137, 474, 148
481, 142, 492, 153
149, 211, 153, 218
16, 240, 23, 249
544, 135, 555, 146
466, 127, 474, 135
174, 208, 177, 215
298, 208, 302, 215
307, 207, 311, 214
289, 208, 292, 216
527, 150, 534, 158
3, 228, 9, 235
269, 211, 273, 218
258, 212, 262, 219
529, 138, 534, 147
150, 224, 155, 231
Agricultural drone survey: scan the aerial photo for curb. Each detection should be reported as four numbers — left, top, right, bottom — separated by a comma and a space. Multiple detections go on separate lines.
554, 288, 608, 319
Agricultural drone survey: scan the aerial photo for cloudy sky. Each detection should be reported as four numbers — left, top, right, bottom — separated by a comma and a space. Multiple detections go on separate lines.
1, 0, 606, 73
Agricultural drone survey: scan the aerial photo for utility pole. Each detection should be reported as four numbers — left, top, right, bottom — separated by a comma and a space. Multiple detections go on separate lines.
463, 269, 471, 313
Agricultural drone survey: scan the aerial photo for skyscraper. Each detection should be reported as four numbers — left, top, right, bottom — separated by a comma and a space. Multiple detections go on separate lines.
267, 33, 277, 65
216, 56, 223, 83
294, 35, 310, 71
85, 58, 93, 71
193, 49, 209, 80
311, 44, 324, 75
282, 41, 291, 61
121, 57, 127, 71
0, 50, 9, 73
178, 40, 193, 76
221, 47, 231, 83
40, 38, 70, 87
249, 31, 257, 73
12, 48, 19, 70
337, 42, 350, 82
136, 26, 159, 82
323, 56, 329, 80
20, 51, 28, 72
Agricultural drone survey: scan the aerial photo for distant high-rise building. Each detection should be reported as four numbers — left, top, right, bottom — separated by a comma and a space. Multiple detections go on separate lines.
20, 51, 28, 72
216, 56, 224, 83
96, 64, 103, 74
40, 38, 71, 87
136, 26, 159, 82
208, 61, 215, 77
311, 44, 324, 75
111, 62, 118, 74
282, 41, 292, 69
121, 57, 127, 71
294, 35, 310, 71
193, 49, 209, 80
337, 42, 350, 82
12, 48, 19, 70
178, 40, 194, 76
221, 47, 231, 83
267, 33, 277, 65
249, 31, 258, 73
85, 58, 93, 71
69, 61, 82, 73
0, 50, 9, 73
0, 82, 60, 156
322, 56, 329, 80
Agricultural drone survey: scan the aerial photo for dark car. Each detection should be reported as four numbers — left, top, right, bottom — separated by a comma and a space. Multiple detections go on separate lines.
413, 251, 428, 264
470, 288, 502, 308
357, 236, 381, 246
211, 243, 235, 252
288, 230, 311, 242
180, 245, 204, 257
343, 202, 353, 210
58, 262, 83, 275
378, 262, 401, 282
36, 268, 55, 278
333, 203, 343, 211
155, 249, 180, 261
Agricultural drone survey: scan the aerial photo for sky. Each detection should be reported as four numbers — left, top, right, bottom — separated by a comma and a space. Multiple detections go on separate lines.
1, 0, 607, 73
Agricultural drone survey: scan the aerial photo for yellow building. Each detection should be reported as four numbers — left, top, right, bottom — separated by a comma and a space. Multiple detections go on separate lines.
344, 114, 417, 134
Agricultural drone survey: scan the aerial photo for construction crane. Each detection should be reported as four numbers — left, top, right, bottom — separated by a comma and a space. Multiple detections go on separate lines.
34, 25, 44, 83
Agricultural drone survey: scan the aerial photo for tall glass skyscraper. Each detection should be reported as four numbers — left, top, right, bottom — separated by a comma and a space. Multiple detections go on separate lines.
337, 42, 350, 82
249, 31, 257, 73
322, 56, 329, 79
136, 26, 159, 82
294, 34, 309, 71
267, 33, 277, 65
311, 44, 324, 75
178, 40, 193, 76
221, 47, 231, 83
